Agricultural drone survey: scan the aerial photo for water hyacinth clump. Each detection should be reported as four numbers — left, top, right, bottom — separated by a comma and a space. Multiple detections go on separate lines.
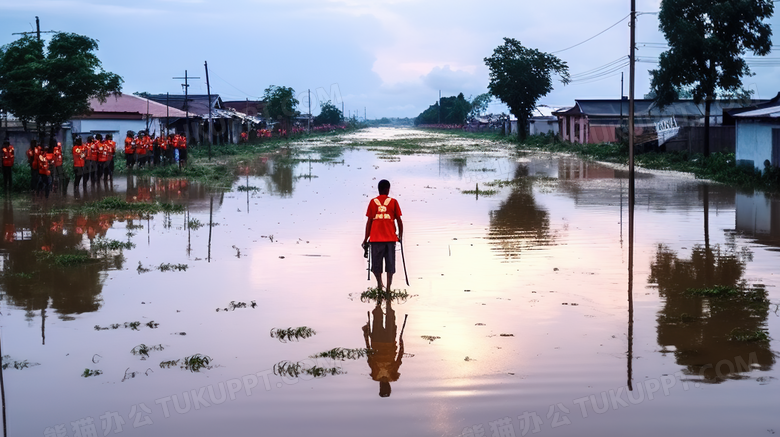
131, 344, 165, 358
272, 360, 344, 379
309, 347, 374, 361
269, 326, 317, 343
359, 287, 410, 303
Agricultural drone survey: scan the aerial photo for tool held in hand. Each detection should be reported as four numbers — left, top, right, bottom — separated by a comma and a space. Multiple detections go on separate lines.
399, 238, 409, 286
363, 242, 370, 281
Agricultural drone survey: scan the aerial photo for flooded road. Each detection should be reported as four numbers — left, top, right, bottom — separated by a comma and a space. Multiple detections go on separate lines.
1, 128, 778, 436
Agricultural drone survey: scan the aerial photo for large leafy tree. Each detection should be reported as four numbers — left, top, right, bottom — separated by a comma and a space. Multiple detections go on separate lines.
314, 100, 343, 126
484, 38, 569, 141
262, 85, 299, 136
649, 0, 773, 156
0, 33, 123, 139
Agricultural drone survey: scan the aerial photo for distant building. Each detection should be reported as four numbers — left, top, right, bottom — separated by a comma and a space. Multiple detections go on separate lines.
70, 93, 190, 140
146, 94, 263, 144
553, 99, 767, 153
728, 92, 780, 171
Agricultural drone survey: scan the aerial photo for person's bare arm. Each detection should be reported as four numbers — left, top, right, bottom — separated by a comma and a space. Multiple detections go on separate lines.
396, 216, 403, 242
363, 217, 373, 245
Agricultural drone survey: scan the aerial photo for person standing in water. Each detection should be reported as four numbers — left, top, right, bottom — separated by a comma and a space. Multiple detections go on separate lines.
362, 179, 403, 292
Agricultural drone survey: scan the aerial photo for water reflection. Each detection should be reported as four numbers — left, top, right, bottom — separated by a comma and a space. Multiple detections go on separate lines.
650, 186, 775, 382
362, 300, 405, 397
0, 203, 122, 320
736, 191, 780, 249
488, 166, 553, 259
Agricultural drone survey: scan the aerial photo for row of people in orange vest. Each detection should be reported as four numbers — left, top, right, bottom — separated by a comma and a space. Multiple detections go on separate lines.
72, 133, 117, 189
123, 131, 188, 169
23, 138, 65, 198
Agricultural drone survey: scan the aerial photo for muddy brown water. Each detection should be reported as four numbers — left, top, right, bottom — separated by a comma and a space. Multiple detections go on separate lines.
1, 128, 778, 436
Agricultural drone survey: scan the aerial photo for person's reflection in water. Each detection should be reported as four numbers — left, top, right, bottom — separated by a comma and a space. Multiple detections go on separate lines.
363, 300, 404, 397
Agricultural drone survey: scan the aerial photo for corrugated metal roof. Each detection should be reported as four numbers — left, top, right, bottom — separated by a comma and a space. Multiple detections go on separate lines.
81, 93, 190, 118
731, 105, 780, 118
553, 99, 767, 118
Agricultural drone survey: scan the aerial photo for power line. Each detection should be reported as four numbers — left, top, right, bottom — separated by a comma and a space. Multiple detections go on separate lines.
551, 14, 631, 54
569, 56, 629, 78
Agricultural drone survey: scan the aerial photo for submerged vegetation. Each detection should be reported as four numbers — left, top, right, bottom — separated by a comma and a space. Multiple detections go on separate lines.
57, 196, 185, 215
216, 301, 257, 312
82, 369, 103, 378
131, 344, 165, 358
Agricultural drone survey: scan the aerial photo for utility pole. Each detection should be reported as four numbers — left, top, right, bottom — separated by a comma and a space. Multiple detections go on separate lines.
628, 0, 636, 200
173, 70, 200, 145
627, 0, 636, 392
166, 93, 170, 138
308, 89, 311, 133
12, 16, 56, 41
204, 61, 213, 160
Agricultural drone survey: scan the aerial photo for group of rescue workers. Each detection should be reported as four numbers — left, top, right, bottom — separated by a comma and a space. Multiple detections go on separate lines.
0, 130, 188, 197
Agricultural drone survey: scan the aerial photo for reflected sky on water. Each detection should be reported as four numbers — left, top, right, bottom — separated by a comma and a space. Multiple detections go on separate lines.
0, 128, 778, 436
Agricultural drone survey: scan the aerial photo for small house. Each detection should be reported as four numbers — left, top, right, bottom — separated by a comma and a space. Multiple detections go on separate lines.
728, 92, 780, 171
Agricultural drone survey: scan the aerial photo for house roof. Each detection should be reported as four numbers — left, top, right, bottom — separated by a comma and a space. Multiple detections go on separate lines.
223, 100, 267, 117
728, 92, 780, 120
79, 93, 190, 119
553, 99, 768, 118
145, 94, 222, 117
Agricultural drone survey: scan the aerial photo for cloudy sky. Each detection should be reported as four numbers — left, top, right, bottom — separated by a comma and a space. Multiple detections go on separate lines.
2, 0, 779, 119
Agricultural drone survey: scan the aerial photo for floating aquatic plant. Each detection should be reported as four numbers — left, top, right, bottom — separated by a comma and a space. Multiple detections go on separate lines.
421, 335, 441, 343
730, 328, 771, 343
187, 218, 204, 230
90, 237, 135, 252
272, 360, 344, 378
269, 327, 316, 343
131, 344, 165, 358
308, 348, 373, 361
137, 262, 188, 274
182, 354, 213, 372
359, 287, 411, 303
82, 369, 103, 377
1, 356, 39, 370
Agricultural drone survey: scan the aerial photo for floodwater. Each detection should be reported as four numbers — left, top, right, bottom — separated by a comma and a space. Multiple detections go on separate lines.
1, 127, 778, 437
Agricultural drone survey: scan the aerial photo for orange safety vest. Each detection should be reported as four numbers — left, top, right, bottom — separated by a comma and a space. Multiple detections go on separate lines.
372, 197, 393, 220
38, 154, 51, 176
179, 136, 187, 149
32, 147, 42, 169
2, 145, 14, 167
72, 145, 85, 167
124, 137, 134, 154
97, 142, 109, 162
53, 145, 63, 166
107, 140, 116, 158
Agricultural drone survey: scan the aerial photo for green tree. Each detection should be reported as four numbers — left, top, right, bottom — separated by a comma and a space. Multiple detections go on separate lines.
485, 38, 569, 141
314, 100, 343, 126
469, 93, 492, 119
0, 33, 123, 140
262, 85, 299, 137
649, 0, 773, 156
414, 93, 471, 125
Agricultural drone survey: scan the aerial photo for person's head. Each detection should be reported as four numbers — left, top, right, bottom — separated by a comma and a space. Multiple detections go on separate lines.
95, 133, 103, 141
2, 138, 9, 146
30, 139, 37, 148
127, 130, 134, 138
379, 381, 391, 397
106, 134, 112, 140
74, 137, 82, 146
378, 179, 390, 195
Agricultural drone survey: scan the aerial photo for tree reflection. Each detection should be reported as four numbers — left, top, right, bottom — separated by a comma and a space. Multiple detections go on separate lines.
0, 201, 127, 321
487, 165, 553, 259
650, 242, 774, 382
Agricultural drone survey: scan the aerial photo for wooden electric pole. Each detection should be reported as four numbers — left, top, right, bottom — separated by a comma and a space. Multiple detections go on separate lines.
204, 61, 213, 160
173, 70, 200, 145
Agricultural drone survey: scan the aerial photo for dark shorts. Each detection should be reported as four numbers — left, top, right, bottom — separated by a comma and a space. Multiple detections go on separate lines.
370, 242, 396, 274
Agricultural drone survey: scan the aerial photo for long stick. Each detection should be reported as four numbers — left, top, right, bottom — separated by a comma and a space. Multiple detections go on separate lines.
399, 240, 409, 286
0, 330, 7, 437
